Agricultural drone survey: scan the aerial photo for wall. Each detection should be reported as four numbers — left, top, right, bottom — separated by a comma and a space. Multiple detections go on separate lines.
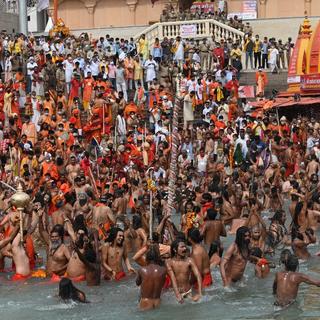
54, 0, 167, 30
248, 16, 320, 41
228, 0, 320, 19
0, 11, 19, 34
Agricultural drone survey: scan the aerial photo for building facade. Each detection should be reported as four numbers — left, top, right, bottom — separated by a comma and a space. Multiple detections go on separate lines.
48, 0, 170, 30
48, 0, 320, 31
227, 0, 320, 19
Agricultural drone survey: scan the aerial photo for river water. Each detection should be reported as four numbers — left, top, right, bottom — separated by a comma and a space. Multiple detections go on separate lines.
1, 203, 320, 320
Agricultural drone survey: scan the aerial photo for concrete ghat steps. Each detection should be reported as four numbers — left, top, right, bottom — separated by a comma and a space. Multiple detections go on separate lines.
240, 70, 289, 96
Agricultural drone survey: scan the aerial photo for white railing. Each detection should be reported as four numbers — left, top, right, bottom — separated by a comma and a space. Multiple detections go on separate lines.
134, 19, 244, 44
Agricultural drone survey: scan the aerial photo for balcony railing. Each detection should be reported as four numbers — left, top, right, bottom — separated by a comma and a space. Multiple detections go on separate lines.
134, 19, 245, 43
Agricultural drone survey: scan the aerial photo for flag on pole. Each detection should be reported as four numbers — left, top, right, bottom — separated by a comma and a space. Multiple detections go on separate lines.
37, 0, 49, 12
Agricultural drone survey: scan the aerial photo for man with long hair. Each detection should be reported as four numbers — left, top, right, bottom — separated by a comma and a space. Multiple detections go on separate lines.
101, 227, 135, 281
166, 239, 202, 303
220, 226, 251, 286
136, 245, 166, 310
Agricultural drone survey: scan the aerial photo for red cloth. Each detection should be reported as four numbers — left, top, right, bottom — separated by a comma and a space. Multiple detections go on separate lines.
25, 234, 35, 270
163, 274, 171, 289
194, 272, 213, 289
12, 273, 30, 281
65, 274, 86, 282
115, 271, 126, 281
51, 273, 62, 282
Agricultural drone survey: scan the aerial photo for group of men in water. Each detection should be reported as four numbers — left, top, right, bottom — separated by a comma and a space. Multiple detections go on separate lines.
1, 25, 320, 311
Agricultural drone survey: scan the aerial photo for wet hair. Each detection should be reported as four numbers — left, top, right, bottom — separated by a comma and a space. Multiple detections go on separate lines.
209, 240, 223, 258
235, 226, 250, 259
207, 208, 217, 220
291, 225, 304, 242
58, 278, 86, 303
146, 244, 161, 265
251, 247, 262, 259
171, 239, 185, 257
51, 224, 64, 239
202, 193, 212, 202
279, 249, 292, 266
152, 232, 160, 243
132, 215, 142, 230
188, 228, 203, 244
293, 202, 304, 228
285, 255, 299, 272
106, 227, 122, 243
271, 210, 284, 223
72, 215, 88, 235
84, 244, 97, 263
175, 232, 186, 242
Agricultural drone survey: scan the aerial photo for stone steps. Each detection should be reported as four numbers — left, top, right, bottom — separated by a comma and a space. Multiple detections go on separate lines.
240, 70, 289, 96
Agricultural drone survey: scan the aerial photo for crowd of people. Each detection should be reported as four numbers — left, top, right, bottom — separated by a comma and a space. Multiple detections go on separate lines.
0, 12, 319, 312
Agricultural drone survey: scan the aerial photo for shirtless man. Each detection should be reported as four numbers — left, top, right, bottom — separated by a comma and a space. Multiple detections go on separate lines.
273, 255, 320, 307
306, 201, 320, 231
132, 215, 148, 252
306, 155, 319, 179
66, 155, 81, 184
201, 208, 226, 246
220, 226, 251, 286
73, 194, 93, 223
101, 227, 135, 281
74, 230, 101, 286
166, 239, 202, 303
188, 228, 212, 288
51, 197, 68, 226
92, 196, 115, 230
39, 222, 71, 278
291, 227, 316, 260
10, 215, 31, 280
136, 245, 166, 311
250, 224, 265, 253
112, 190, 128, 216
65, 221, 87, 281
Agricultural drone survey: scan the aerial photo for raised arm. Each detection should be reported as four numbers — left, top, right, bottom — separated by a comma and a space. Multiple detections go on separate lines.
220, 243, 235, 287
299, 273, 320, 286
0, 226, 19, 250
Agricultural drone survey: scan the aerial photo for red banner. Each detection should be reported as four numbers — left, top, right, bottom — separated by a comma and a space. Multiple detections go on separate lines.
301, 74, 320, 92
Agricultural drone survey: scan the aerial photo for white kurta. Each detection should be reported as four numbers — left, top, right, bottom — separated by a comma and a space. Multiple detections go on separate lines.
174, 42, 184, 61
31, 99, 41, 131
183, 94, 194, 126
144, 59, 158, 82
64, 60, 74, 83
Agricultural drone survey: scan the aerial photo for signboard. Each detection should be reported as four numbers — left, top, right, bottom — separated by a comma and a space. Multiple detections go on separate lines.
301, 74, 320, 92
228, 0, 257, 20
190, 2, 215, 13
242, 0, 257, 19
180, 24, 197, 38
287, 75, 301, 84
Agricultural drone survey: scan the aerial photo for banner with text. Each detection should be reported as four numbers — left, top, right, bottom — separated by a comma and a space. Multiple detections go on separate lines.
180, 24, 197, 38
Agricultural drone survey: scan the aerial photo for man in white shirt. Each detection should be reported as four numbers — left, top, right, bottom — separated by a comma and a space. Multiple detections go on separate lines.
26, 57, 38, 94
